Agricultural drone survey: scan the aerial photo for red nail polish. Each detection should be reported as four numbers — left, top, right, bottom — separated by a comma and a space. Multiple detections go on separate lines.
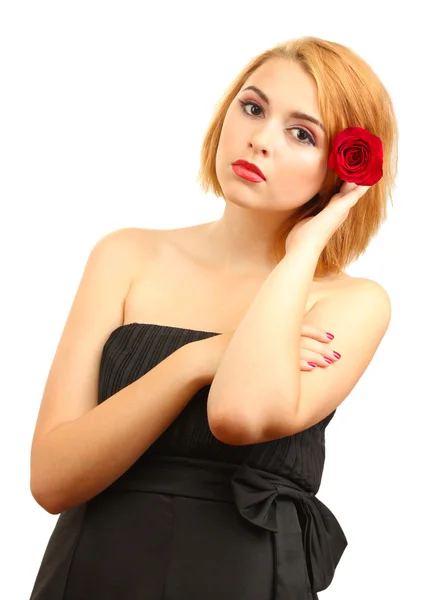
326, 332, 334, 340
308, 362, 318, 367
333, 351, 341, 359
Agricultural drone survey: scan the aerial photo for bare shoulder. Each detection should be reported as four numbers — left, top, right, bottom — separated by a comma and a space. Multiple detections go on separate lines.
340, 275, 391, 306
307, 272, 391, 329
100, 226, 166, 275
317, 271, 390, 300
117, 224, 189, 252
353, 277, 392, 316
123, 223, 209, 269
311, 274, 392, 325
100, 226, 159, 256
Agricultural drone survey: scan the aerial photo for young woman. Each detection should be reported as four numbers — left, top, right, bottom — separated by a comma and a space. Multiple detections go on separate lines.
29, 36, 397, 599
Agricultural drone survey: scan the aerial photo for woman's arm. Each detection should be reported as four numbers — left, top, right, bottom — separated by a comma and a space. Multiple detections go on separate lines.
208, 247, 318, 435
31, 344, 204, 515
30, 227, 206, 514
208, 250, 390, 445
208, 184, 390, 444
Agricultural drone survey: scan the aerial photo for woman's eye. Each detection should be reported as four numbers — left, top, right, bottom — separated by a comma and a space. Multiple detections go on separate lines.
238, 99, 316, 146
239, 99, 263, 117
290, 127, 316, 146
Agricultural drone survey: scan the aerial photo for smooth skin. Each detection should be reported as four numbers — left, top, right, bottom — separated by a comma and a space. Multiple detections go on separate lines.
188, 181, 369, 383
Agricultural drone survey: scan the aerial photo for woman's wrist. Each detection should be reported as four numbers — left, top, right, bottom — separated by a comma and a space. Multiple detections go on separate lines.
283, 243, 323, 267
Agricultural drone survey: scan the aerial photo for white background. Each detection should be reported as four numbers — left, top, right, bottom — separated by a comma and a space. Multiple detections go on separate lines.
1, 1, 420, 598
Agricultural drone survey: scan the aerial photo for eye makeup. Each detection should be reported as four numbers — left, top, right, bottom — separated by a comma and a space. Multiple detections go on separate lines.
238, 99, 317, 147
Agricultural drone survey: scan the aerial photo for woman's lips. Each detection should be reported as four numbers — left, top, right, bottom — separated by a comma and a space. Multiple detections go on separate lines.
232, 164, 265, 182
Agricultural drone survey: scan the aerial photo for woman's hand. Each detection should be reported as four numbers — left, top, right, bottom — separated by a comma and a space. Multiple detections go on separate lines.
185, 323, 340, 384
285, 181, 371, 255
299, 323, 341, 371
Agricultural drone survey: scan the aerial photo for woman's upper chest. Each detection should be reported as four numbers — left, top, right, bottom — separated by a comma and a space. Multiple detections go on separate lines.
123, 226, 350, 333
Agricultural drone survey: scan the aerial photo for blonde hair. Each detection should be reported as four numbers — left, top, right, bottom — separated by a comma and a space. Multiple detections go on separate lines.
196, 36, 399, 277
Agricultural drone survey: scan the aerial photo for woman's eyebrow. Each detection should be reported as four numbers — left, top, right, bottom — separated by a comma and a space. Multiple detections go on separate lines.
241, 85, 326, 134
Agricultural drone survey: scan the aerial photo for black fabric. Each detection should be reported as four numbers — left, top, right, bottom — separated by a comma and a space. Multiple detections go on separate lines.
29, 322, 347, 599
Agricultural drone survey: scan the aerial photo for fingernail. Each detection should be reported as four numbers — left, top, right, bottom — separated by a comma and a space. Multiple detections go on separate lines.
326, 332, 334, 340
308, 362, 318, 368
324, 358, 332, 364
333, 351, 341, 359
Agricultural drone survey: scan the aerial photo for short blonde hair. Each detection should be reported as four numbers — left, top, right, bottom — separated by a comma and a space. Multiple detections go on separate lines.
197, 36, 399, 277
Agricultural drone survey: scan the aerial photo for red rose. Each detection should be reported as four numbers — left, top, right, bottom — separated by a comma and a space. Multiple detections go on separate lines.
328, 126, 383, 186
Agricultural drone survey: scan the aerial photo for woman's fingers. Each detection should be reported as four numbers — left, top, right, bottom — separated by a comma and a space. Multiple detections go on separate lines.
300, 323, 333, 342
299, 336, 339, 363
300, 349, 333, 369
300, 361, 316, 371
299, 324, 341, 370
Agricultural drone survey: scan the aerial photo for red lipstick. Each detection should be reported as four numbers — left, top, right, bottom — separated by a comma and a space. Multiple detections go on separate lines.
232, 159, 266, 182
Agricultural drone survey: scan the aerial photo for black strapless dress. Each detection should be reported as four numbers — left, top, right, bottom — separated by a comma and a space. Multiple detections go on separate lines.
28, 323, 347, 600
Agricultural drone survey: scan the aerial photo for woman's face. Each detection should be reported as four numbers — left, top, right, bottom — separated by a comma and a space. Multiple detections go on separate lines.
215, 58, 329, 214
